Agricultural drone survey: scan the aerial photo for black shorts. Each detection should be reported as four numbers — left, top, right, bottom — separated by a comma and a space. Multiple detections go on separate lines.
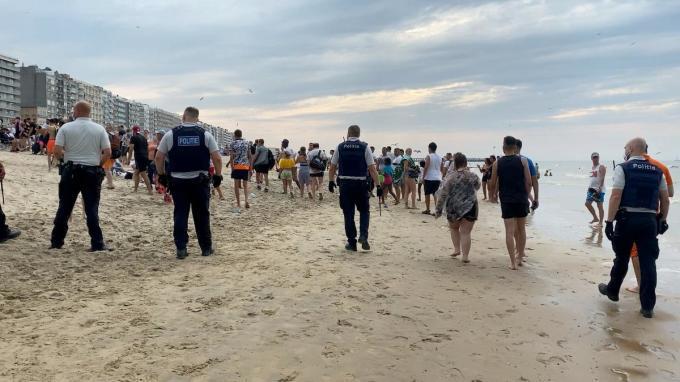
424, 180, 440, 195
231, 169, 249, 180
501, 202, 529, 219
464, 202, 479, 221
135, 156, 149, 172
254, 164, 269, 174
310, 172, 324, 178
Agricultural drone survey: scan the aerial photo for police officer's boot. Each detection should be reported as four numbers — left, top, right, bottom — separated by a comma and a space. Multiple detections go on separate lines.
176, 248, 188, 260
640, 309, 653, 319
201, 248, 214, 257
358, 237, 370, 251
598, 283, 619, 302
345, 242, 358, 252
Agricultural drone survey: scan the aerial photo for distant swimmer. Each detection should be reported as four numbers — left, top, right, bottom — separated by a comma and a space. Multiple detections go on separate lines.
599, 137, 670, 318
489, 136, 532, 270
585, 152, 606, 226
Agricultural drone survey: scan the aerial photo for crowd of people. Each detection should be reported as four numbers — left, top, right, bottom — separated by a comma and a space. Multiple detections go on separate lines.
0, 101, 673, 319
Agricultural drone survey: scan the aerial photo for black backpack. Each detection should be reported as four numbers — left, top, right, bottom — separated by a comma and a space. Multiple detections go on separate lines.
309, 151, 325, 171
267, 149, 276, 170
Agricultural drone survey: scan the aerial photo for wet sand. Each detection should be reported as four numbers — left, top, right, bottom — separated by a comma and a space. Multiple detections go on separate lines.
0, 152, 678, 381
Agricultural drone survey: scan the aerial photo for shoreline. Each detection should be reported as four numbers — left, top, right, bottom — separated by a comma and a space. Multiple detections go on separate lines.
0, 152, 678, 381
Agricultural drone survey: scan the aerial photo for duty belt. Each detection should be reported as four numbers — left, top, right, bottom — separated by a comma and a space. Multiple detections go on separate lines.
338, 175, 367, 180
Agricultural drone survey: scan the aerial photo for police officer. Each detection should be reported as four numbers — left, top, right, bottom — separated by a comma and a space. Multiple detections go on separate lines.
50, 101, 111, 251
599, 137, 670, 318
155, 106, 223, 259
328, 125, 381, 251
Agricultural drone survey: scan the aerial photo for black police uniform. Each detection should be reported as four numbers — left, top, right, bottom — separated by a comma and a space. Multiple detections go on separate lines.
605, 158, 663, 312
167, 124, 213, 254
51, 162, 106, 250
336, 139, 371, 246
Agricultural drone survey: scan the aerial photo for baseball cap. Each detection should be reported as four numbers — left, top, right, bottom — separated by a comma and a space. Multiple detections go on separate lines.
591, 152, 599, 158
132, 125, 140, 133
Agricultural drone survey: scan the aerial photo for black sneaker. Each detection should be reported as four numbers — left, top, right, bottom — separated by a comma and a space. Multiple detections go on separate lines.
345, 242, 358, 252
0, 228, 21, 243
358, 238, 370, 250
176, 248, 188, 260
201, 248, 214, 257
640, 309, 653, 319
49, 243, 63, 250
598, 283, 619, 302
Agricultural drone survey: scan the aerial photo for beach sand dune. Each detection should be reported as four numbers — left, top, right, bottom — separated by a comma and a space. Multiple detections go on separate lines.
0, 152, 678, 381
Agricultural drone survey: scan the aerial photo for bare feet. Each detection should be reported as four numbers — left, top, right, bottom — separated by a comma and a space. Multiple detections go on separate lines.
589, 218, 599, 224
462, 256, 470, 264
451, 252, 460, 258
625, 286, 640, 294
245, 202, 250, 209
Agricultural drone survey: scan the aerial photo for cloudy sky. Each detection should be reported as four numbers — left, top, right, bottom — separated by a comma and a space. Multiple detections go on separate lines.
2, 0, 680, 160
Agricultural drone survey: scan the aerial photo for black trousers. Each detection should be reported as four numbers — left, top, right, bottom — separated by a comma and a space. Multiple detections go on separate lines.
171, 176, 212, 251
51, 164, 105, 249
338, 179, 370, 245
607, 212, 659, 311
0, 203, 9, 237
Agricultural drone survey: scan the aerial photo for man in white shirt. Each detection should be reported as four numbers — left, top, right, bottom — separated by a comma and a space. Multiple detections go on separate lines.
586, 152, 606, 225
422, 142, 443, 215
50, 101, 111, 251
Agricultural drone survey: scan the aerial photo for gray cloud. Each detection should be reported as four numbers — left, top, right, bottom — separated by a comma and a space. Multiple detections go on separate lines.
2, 0, 680, 159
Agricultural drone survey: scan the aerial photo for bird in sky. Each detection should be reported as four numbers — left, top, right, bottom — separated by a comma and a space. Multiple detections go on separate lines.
248, 89, 254, 94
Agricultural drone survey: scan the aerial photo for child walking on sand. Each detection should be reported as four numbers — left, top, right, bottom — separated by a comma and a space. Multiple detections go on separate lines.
382, 158, 399, 205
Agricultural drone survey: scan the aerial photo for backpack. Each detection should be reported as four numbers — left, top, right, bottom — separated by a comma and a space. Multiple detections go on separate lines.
110, 134, 122, 159
309, 151, 325, 171
267, 149, 276, 170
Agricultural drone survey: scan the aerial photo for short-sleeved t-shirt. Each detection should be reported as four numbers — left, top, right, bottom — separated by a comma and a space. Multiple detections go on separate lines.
522, 155, 537, 177
644, 154, 673, 188
130, 134, 148, 158
230, 138, 251, 170
55, 118, 110, 166
156, 123, 219, 179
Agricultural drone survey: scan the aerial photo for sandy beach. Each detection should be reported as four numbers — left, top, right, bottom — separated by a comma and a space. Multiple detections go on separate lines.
0, 152, 678, 382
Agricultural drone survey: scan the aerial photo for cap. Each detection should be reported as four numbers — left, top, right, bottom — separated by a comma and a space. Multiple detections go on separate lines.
591, 152, 599, 158
132, 125, 140, 133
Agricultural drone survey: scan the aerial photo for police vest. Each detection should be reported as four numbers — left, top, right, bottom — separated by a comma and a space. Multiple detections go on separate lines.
338, 140, 368, 179
168, 125, 210, 173
620, 159, 663, 211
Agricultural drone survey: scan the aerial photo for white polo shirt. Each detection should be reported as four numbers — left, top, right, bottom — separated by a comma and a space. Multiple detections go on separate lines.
55, 117, 110, 166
